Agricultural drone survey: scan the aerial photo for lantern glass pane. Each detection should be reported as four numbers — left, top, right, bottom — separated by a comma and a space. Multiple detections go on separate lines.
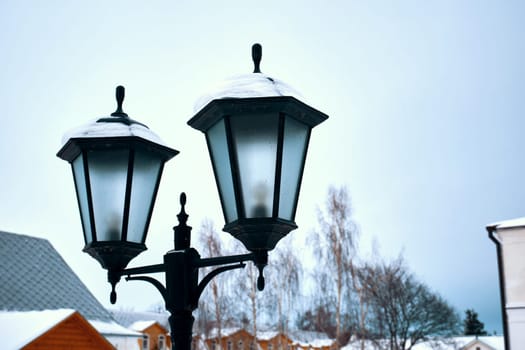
127, 149, 163, 243
207, 119, 237, 223
72, 154, 93, 244
279, 117, 309, 220
88, 149, 129, 241
231, 113, 278, 218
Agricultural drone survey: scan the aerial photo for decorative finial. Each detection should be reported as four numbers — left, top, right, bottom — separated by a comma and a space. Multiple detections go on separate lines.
111, 85, 128, 117
180, 192, 187, 208
257, 266, 265, 291
110, 283, 117, 304
252, 43, 262, 73
174, 192, 191, 250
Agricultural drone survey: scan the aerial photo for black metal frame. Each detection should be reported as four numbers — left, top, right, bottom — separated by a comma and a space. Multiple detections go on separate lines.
57, 136, 177, 273
109, 193, 267, 350
189, 97, 327, 253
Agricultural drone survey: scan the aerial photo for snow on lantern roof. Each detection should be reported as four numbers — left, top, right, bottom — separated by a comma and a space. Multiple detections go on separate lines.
486, 217, 525, 232
193, 43, 306, 113
61, 86, 168, 147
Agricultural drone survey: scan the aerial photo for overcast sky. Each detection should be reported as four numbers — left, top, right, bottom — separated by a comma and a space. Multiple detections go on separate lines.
2, 0, 524, 333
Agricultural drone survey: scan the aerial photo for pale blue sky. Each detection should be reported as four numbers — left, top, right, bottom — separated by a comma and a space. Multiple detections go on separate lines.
1, 0, 524, 333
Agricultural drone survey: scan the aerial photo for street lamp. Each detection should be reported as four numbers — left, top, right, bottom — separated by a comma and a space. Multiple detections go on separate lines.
57, 44, 328, 350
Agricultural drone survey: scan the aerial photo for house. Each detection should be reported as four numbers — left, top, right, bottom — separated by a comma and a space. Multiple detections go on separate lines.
0, 231, 141, 348
0, 309, 114, 350
410, 336, 504, 350
112, 309, 172, 350
289, 331, 336, 350
130, 320, 171, 350
205, 328, 258, 350
257, 331, 293, 350
202, 328, 334, 350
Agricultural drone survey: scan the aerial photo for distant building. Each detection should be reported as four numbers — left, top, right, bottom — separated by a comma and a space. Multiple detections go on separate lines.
487, 217, 525, 349
112, 309, 172, 350
0, 230, 140, 349
342, 336, 504, 350
202, 328, 335, 350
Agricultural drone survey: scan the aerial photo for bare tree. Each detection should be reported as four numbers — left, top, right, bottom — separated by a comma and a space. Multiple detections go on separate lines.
357, 257, 460, 350
198, 219, 229, 346
308, 186, 359, 347
264, 241, 301, 338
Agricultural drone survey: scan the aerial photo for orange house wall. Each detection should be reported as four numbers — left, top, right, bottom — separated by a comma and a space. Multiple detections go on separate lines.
205, 329, 256, 350
137, 323, 172, 350
258, 334, 293, 350
23, 313, 114, 350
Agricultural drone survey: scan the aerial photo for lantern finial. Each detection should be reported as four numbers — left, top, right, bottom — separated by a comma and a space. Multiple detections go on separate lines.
111, 85, 128, 117
174, 192, 191, 250
252, 43, 262, 73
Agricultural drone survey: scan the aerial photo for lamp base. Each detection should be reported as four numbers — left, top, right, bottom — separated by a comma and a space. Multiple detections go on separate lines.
223, 218, 297, 252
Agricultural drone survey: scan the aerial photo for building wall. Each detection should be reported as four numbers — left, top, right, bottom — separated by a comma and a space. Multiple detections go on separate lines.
258, 334, 293, 350
205, 329, 256, 350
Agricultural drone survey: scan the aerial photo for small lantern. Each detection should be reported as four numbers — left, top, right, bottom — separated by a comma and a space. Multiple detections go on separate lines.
57, 86, 178, 273
188, 44, 328, 252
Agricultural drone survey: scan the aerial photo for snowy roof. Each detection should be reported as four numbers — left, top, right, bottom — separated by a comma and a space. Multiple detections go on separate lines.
257, 331, 281, 340
193, 72, 305, 113
0, 309, 76, 349
289, 331, 334, 347
410, 336, 504, 350
61, 117, 168, 147
207, 327, 247, 339
91, 319, 142, 337
487, 217, 525, 231
111, 309, 170, 330
0, 231, 113, 322
130, 320, 164, 332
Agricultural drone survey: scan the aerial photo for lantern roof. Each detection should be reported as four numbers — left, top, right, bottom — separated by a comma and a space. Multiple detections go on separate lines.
193, 44, 307, 113
60, 86, 168, 148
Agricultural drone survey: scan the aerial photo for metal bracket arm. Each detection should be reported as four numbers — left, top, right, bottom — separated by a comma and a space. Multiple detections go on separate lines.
194, 262, 246, 305
126, 275, 168, 301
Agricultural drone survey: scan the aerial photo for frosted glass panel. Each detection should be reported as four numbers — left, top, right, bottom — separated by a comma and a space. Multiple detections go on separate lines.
127, 149, 162, 243
279, 117, 309, 220
231, 113, 278, 218
88, 149, 129, 241
72, 155, 93, 244
207, 119, 237, 223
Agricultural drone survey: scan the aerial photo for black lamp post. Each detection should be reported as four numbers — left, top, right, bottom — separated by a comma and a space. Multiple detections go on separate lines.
57, 44, 327, 350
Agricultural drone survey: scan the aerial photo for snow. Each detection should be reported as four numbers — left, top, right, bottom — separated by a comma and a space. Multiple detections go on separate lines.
257, 331, 280, 340
129, 320, 159, 332
207, 327, 244, 338
91, 319, 141, 337
0, 309, 76, 349
193, 72, 305, 113
487, 217, 525, 231
61, 117, 168, 147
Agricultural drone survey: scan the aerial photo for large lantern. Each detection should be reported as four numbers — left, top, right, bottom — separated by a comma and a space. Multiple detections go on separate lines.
57, 86, 178, 274
188, 44, 328, 252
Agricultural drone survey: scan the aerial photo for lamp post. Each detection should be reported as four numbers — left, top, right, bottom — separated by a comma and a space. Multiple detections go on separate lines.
57, 44, 328, 350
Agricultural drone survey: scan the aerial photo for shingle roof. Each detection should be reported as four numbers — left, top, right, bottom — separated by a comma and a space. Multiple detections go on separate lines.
0, 231, 112, 321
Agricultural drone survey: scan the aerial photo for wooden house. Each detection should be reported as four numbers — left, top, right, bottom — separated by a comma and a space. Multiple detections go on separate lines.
0, 309, 114, 350
205, 328, 258, 350
131, 320, 172, 350
257, 331, 293, 350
